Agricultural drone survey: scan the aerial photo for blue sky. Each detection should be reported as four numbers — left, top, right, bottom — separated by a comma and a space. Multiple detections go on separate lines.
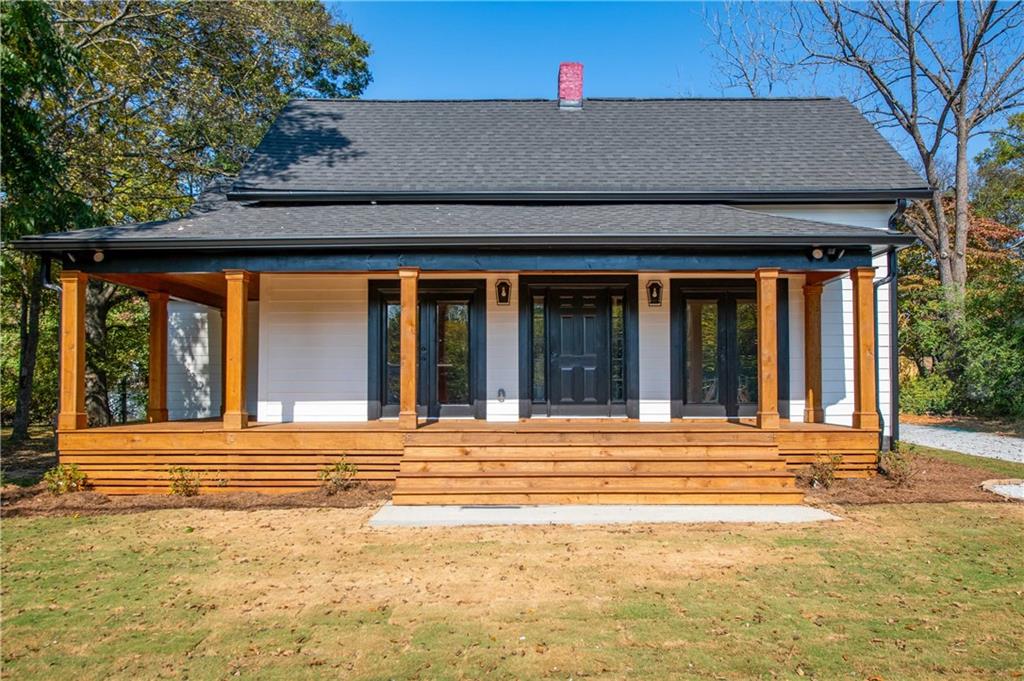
334, 2, 720, 99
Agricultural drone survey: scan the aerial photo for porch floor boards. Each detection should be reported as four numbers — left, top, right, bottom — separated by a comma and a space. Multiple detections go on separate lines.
58, 419, 879, 499
79, 417, 865, 433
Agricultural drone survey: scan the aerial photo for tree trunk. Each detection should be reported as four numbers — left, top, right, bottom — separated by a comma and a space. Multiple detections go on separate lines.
10, 260, 43, 442
85, 280, 120, 427
951, 114, 971, 294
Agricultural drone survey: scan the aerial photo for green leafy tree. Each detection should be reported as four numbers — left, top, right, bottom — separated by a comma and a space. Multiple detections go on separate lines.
1, 0, 96, 440
2, 1, 371, 427
975, 112, 1024, 230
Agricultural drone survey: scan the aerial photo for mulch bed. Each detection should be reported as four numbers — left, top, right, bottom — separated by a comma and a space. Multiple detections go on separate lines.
0, 482, 393, 519
803, 453, 1017, 505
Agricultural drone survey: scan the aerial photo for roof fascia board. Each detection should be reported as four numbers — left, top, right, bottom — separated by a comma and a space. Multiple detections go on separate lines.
13, 232, 918, 253
225, 189, 934, 203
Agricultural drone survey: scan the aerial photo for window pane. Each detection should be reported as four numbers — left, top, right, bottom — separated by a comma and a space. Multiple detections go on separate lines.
532, 295, 545, 402
736, 300, 758, 404
385, 303, 401, 405
686, 300, 719, 404
610, 295, 625, 403
437, 302, 470, 405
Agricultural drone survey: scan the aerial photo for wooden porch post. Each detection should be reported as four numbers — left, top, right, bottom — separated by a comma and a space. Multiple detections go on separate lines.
146, 292, 169, 423
852, 267, 880, 430
398, 267, 420, 429
755, 268, 780, 430
58, 270, 88, 431
223, 270, 250, 430
802, 281, 824, 423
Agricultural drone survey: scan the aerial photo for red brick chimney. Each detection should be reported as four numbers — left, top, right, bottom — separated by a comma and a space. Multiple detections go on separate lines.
558, 62, 583, 109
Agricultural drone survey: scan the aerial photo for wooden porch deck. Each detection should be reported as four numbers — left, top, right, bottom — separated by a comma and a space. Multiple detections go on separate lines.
59, 419, 879, 501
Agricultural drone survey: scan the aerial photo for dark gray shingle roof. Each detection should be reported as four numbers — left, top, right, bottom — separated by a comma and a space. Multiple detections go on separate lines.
19, 202, 911, 249
231, 98, 928, 196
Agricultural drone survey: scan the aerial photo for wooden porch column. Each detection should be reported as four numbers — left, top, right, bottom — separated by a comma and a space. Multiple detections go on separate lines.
146, 292, 169, 422
755, 268, 780, 430
223, 270, 250, 430
852, 267, 880, 430
802, 281, 824, 423
58, 271, 88, 431
398, 268, 420, 429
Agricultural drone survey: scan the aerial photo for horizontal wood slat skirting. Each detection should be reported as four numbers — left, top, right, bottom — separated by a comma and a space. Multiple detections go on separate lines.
58, 419, 878, 496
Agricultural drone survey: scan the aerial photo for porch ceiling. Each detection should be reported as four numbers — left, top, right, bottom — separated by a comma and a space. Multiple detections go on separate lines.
94, 272, 259, 308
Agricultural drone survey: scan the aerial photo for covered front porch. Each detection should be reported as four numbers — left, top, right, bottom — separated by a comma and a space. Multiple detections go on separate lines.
51, 250, 887, 503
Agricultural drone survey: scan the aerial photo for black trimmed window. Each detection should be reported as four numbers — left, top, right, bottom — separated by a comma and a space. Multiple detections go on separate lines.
531, 294, 546, 403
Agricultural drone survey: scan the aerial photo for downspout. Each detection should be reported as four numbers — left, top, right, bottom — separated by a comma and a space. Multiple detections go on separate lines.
40, 256, 63, 457
873, 199, 907, 451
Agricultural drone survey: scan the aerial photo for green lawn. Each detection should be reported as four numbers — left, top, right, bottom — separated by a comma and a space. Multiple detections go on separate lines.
2, 501, 1022, 680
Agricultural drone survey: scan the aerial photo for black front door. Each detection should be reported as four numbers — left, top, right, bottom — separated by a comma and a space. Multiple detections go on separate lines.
522, 277, 637, 418
549, 289, 610, 415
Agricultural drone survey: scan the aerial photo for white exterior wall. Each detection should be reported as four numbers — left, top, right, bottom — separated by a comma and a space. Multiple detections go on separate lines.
787, 274, 807, 423
817, 257, 892, 438
485, 273, 519, 421
167, 301, 222, 420
165, 299, 257, 419
746, 203, 894, 230
257, 274, 367, 422
639, 275, 671, 421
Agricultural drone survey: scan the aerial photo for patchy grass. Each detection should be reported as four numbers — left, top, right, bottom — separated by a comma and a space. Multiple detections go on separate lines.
904, 442, 1024, 479
3, 503, 1022, 679
0, 425, 57, 486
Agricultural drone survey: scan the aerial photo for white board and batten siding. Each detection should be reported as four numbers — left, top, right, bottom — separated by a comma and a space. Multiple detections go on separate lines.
483, 273, 520, 422
166, 300, 258, 419
639, 275, 671, 422
256, 274, 367, 423
166, 301, 222, 420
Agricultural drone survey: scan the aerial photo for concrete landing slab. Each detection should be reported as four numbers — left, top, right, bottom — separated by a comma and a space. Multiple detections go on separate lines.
369, 503, 840, 528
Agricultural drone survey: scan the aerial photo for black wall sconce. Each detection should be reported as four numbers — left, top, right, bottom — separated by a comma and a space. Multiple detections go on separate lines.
495, 279, 512, 305
646, 280, 663, 307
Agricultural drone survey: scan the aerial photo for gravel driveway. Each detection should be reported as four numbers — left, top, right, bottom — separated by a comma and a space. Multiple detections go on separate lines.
901, 424, 1024, 464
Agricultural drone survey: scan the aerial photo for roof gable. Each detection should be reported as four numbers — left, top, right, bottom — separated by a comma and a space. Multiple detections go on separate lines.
231, 98, 929, 199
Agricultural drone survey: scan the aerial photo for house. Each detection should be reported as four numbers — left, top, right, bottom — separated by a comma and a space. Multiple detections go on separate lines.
14, 64, 928, 504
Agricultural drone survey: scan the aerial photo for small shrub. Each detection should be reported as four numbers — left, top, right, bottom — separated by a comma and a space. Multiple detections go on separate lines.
319, 457, 358, 495
168, 467, 200, 496
900, 373, 954, 414
806, 454, 843, 489
43, 464, 87, 495
879, 444, 917, 488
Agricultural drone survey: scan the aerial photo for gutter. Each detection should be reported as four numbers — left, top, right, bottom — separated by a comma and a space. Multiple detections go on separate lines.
13, 232, 919, 253
225, 188, 936, 204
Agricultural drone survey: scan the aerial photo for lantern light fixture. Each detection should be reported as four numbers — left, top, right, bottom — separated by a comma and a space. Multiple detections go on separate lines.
646, 280, 663, 307
495, 279, 512, 305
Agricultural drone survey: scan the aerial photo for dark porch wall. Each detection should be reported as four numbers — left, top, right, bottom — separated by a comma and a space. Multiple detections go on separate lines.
65, 248, 874, 275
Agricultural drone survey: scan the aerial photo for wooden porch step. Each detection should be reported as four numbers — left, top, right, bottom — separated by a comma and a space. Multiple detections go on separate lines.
404, 431, 776, 447
392, 490, 807, 505
400, 458, 787, 474
402, 444, 779, 458
396, 472, 795, 491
